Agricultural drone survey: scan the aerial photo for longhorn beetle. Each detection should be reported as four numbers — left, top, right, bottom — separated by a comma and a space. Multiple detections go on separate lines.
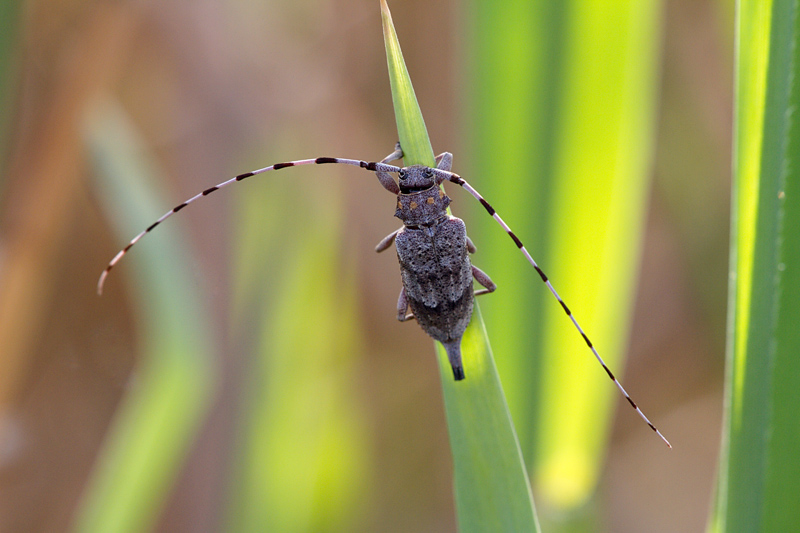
98, 143, 671, 448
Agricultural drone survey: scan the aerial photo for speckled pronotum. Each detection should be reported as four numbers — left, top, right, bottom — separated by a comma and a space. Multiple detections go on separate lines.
98, 143, 672, 448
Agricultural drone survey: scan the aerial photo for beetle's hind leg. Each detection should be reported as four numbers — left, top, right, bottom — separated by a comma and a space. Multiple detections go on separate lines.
396, 287, 415, 322
472, 265, 497, 297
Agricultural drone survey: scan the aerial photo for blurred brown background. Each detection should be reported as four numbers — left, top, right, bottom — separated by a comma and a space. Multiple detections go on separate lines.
0, 0, 730, 531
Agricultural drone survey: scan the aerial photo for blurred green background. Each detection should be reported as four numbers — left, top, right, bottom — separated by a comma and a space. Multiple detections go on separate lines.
0, 0, 731, 531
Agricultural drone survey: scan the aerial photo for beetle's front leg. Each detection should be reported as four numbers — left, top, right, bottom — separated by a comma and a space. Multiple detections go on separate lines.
375, 144, 403, 194
435, 151, 453, 172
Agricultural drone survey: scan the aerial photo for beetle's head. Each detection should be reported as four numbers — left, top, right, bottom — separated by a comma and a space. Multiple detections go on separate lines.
397, 165, 442, 194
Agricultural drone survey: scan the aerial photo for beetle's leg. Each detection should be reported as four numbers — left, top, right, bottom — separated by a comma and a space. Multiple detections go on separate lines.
375, 228, 402, 253
466, 236, 477, 254
396, 287, 415, 322
472, 265, 497, 297
435, 151, 453, 172
376, 144, 403, 194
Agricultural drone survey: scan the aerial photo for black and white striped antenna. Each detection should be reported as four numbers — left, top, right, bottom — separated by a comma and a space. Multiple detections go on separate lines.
98, 153, 671, 448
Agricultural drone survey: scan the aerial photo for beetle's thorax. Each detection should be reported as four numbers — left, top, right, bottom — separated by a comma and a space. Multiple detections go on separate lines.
394, 165, 451, 226
395, 186, 451, 226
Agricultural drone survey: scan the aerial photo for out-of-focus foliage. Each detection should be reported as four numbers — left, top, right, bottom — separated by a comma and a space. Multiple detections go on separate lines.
467, 1, 663, 528
0, 0, 732, 531
0, 0, 22, 177
76, 101, 215, 533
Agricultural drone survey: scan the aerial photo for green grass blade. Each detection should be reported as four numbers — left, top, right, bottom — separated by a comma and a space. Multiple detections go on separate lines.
380, 0, 434, 166
382, 2, 539, 531
436, 307, 539, 532
75, 101, 215, 533
711, 0, 800, 530
466, 0, 663, 519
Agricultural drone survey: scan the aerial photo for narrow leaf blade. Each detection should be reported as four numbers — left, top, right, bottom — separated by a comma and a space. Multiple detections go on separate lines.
381, 2, 539, 531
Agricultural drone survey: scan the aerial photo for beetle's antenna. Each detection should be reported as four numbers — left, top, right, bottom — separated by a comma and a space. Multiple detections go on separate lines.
436, 168, 672, 448
97, 157, 400, 294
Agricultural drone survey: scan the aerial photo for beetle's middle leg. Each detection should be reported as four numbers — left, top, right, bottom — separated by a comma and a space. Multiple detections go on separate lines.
375, 228, 401, 253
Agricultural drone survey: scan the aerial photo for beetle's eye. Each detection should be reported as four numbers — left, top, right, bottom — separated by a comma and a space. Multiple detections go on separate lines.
424, 167, 434, 178
398, 169, 407, 180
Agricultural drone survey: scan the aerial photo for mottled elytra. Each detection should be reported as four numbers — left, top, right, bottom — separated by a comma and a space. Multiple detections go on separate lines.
98, 143, 671, 448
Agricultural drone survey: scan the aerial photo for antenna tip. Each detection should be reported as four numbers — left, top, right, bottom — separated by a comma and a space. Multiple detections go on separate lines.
97, 271, 107, 296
